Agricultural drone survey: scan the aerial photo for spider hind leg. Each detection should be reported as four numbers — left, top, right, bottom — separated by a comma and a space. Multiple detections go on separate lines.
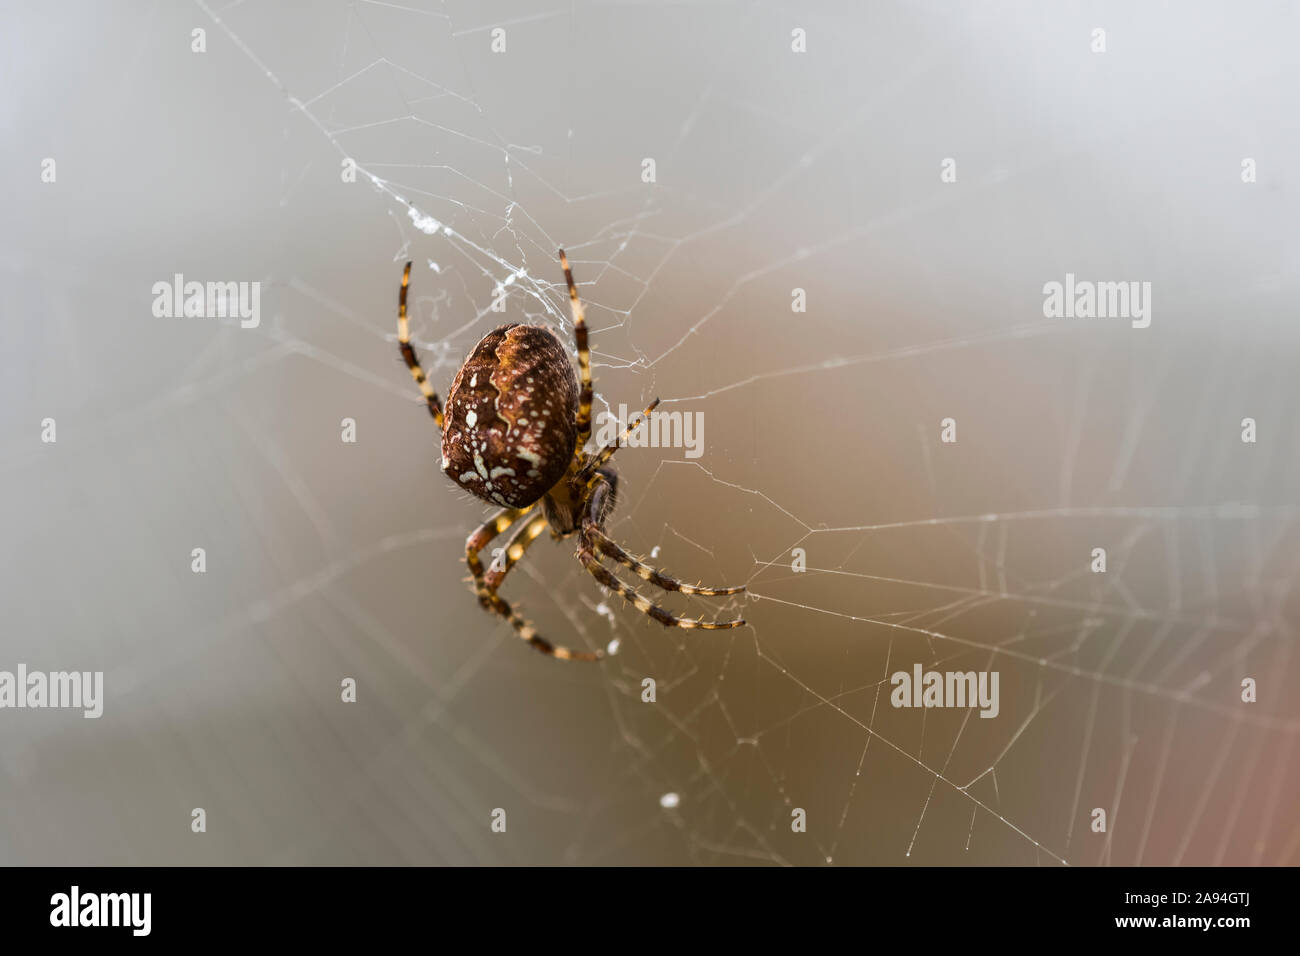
558, 249, 593, 456
397, 261, 445, 428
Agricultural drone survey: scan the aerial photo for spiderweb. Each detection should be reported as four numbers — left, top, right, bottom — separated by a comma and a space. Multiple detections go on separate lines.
3, 1, 1296, 866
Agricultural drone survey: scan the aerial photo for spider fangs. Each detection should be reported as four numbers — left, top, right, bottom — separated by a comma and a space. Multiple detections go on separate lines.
397, 250, 746, 661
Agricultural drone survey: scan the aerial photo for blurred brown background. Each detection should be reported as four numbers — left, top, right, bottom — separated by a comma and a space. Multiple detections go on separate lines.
1, 0, 1297, 865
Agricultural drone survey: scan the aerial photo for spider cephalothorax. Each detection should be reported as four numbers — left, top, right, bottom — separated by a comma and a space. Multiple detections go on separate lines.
397, 250, 745, 661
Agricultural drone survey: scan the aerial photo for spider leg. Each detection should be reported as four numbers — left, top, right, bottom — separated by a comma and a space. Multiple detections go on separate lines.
577, 475, 745, 630
576, 398, 660, 485
483, 512, 549, 592
586, 526, 745, 597
465, 506, 531, 597
559, 249, 593, 455
577, 545, 745, 630
397, 261, 445, 428
467, 505, 603, 662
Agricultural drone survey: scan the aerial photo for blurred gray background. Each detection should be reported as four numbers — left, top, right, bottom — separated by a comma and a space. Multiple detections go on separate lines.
1, 0, 1297, 865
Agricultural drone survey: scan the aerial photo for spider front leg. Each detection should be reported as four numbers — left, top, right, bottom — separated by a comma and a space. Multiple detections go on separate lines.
585, 526, 745, 597
466, 506, 531, 600
483, 513, 548, 593
576, 473, 746, 630
467, 506, 603, 662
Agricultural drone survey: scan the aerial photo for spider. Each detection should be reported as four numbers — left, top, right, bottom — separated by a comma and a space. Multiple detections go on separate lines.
396, 250, 745, 661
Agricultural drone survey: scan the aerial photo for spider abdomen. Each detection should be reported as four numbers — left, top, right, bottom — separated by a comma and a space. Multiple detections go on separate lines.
440, 324, 578, 507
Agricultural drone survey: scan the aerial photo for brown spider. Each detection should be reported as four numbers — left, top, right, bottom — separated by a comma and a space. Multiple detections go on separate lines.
397, 250, 745, 661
